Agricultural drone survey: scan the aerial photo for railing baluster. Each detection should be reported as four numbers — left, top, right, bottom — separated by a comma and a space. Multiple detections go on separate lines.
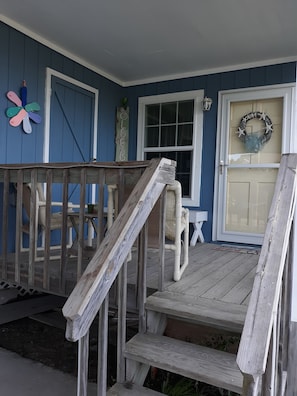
117, 260, 127, 383
262, 329, 275, 395
15, 170, 24, 284
77, 330, 89, 396
97, 168, 105, 244
77, 169, 86, 280
97, 296, 109, 396
60, 169, 70, 292
28, 169, 37, 286
2, 170, 10, 278
138, 222, 148, 333
274, 288, 282, 394
43, 170, 52, 289
242, 374, 260, 395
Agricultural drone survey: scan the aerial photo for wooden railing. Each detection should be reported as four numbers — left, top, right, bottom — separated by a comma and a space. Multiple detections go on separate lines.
0, 159, 174, 298
237, 153, 297, 395
61, 157, 175, 395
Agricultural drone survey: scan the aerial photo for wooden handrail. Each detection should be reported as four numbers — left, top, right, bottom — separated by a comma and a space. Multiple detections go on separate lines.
237, 154, 297, 388
62, 157, 175, 342
0, 160, 151, 184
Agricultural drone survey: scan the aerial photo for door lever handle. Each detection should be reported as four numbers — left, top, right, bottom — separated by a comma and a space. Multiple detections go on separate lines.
219, 160, 226, 175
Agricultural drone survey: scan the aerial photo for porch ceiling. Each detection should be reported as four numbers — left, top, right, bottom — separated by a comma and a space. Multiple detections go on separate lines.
1, 0, 297, 86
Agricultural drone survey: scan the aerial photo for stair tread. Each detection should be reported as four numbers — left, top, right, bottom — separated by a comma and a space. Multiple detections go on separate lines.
124, 332, 242, 394
146, 291, 246, 332
108, 382, 163, 395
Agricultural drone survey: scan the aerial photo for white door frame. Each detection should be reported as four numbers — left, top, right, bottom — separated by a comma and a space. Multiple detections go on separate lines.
292, 66, 297, 322
43, 67, 99, 201
213, 83, 295, 245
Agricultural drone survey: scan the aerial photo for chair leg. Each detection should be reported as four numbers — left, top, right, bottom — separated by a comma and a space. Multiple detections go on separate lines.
173, 239, 182, 281
68, 226, 73, 248
173, 224, 189, 282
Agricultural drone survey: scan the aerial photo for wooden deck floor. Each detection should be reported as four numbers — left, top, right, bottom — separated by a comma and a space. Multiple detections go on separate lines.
127, 242, 260, 310
1, 243, 260, 311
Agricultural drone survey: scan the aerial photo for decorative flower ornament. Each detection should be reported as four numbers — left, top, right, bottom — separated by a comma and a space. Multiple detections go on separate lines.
6, 80, 41, 134
237, 111, 273, 153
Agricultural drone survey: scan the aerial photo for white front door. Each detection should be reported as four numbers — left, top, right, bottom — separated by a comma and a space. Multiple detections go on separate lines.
214, 84, 295, 245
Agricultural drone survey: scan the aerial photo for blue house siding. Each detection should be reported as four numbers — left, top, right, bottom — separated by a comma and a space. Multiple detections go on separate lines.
0, 21, 296, 245
0, 21, 124, 165
0, 22, 124, 252
125, 63, 297, 241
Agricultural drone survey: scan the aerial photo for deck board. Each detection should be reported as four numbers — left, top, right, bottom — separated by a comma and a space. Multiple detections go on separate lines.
166, 251, 242, 294
125, 243, 260, 325
138, 243, 259, 331
201, 253, 257, 300
221, 265, 257, 305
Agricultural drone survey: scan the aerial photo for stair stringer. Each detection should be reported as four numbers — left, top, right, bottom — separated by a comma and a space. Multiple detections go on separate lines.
126, 311, 167, 385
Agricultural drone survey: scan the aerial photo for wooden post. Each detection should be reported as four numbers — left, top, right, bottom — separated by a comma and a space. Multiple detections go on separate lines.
60, 169, 70, 290
28, 169, 37, 286
77, 169, 86, 279
2, 170, 9, 278
43, 170, 52, 289
287, 321, 297, 395
138, 222, 148, 333
97, 296, 109, 396
117, 260, 127, 383
15, 170, 24, 283
77, 331, 89, 396
242, 374, 259, 396
97, 168, 105, 244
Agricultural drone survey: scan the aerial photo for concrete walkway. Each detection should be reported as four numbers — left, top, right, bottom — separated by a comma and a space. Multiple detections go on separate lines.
0, 347, 97, 395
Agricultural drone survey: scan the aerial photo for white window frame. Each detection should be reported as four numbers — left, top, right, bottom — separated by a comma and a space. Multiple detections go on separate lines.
137, 90, 204, 207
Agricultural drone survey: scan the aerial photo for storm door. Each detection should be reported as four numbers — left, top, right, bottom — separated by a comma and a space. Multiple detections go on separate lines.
214, 85, 294, 245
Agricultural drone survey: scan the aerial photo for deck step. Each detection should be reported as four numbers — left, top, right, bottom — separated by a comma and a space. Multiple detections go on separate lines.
108, 382, 163, 395
146, 291, 246, 332
124, 333, 243, 394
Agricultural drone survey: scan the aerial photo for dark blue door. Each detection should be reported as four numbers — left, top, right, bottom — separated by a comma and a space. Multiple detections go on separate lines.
49, 76, 97, 203
50, 76, 95, 163
48, 75, 98, 243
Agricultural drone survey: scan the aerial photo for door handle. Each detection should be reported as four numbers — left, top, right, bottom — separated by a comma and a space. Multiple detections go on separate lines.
219, 160, 227, 175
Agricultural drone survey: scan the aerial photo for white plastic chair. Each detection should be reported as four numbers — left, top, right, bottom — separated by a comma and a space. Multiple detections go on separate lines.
107, 180, 189, 281
165, 180, 189, 281
21, 183, 77, 260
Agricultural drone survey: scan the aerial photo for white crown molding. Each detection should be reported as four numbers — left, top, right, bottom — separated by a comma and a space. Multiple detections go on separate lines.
124, 56, 297, 87
0, 14, 123, 86
1, 14, 296, 88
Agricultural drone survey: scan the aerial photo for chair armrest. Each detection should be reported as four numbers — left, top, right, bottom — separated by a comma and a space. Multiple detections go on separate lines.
38, 201, 85, 209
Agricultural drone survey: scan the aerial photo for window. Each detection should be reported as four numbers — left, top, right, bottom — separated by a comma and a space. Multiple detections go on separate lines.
137, 90, 204, 206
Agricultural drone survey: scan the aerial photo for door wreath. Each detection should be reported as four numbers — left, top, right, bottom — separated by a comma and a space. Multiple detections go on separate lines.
237, 111, 273, 153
